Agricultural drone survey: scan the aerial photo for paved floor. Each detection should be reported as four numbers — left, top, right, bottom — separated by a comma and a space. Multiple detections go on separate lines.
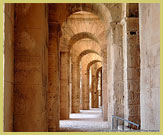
59, 108, 111, 132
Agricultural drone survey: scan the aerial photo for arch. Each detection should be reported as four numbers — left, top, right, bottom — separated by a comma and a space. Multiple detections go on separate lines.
48, 3, 112, 28
60, 11, 105, 50
70, 34, 101, 60
51, 3, 111, 119
80, 53, 102, 70
69, 32, 99, 49
58, 4, 112, 52
87, 60, 102, 71
67, 4, 112, 28
78, 50, 101, 66
78, 50, 100, 62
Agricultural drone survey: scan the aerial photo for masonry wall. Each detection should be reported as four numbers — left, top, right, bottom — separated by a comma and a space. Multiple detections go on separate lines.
13, 4, 48, 131
3, 3, 14, 132
139, 3, 160, 130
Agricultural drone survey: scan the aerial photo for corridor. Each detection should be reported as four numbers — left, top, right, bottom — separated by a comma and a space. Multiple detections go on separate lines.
60, 108, 110, 132
3, 3, 160, 132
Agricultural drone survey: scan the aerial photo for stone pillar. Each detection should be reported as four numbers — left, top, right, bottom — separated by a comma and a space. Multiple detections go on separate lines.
14, 4, 48, 131
102, 48, 108, 121
71, 61, 80, 112
111, 22, 124, 118
139, 4, 160, 130
60, 51, 70, 119
96, 67, 102, 107
3, 3, 14, 132
91, 73, 95, 108
48, 22, 61, 131
100, 70, 102, 106
81, 68, 89, 110
127, 18, 140, 124
122, 4, 140, 125
91, 66, 98, 108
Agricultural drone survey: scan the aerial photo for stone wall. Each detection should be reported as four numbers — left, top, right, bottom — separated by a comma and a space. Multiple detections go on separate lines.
139, 3, 160, 130
3, 3, 14, 132
13, 4, 48, 131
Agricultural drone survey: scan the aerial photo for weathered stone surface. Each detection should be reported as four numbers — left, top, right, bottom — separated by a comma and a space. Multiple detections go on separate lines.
48, 22, 60, 131
4, 3, 14, 132
139, 3, 160, 130
122, 4, 140, 125
13, 4, 48, 132
60, 52, 70, 119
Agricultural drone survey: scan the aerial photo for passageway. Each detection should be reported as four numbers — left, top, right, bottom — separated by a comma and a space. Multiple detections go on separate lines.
3, 3, 160, 132
60, 108, 110, 132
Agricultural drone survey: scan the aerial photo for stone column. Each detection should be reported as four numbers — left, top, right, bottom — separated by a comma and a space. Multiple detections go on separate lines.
122, 4, 140, 125
110, 22, 124, 118
100, 70, 102, 106
60, 51, 70, 119
71, 60, 80, 112
96, 67, 102, 107
102, 48, 108, 121
91, 64, 99, 108
82, 68, 89, 110
48, 22, 61, 131
126, 17, 140, 125
14, 4, 48, 131
91, 72, 95, 108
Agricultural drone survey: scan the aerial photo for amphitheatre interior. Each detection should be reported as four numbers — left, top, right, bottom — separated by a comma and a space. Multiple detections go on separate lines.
3, 3, 160, 132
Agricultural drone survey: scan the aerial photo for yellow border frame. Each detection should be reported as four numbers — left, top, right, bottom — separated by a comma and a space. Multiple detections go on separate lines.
0, 0, 161, 135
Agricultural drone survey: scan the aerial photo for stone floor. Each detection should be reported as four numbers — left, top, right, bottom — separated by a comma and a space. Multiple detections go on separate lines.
59, 108, 111, 132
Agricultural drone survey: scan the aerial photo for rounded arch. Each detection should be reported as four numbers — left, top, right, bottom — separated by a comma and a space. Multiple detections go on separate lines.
78, 50, 100, 63
50, 3, 112, 28
49, 3, 113, 50
69, 32, 99, 49
87, 60, 102, 71
70, 34, 101, 60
